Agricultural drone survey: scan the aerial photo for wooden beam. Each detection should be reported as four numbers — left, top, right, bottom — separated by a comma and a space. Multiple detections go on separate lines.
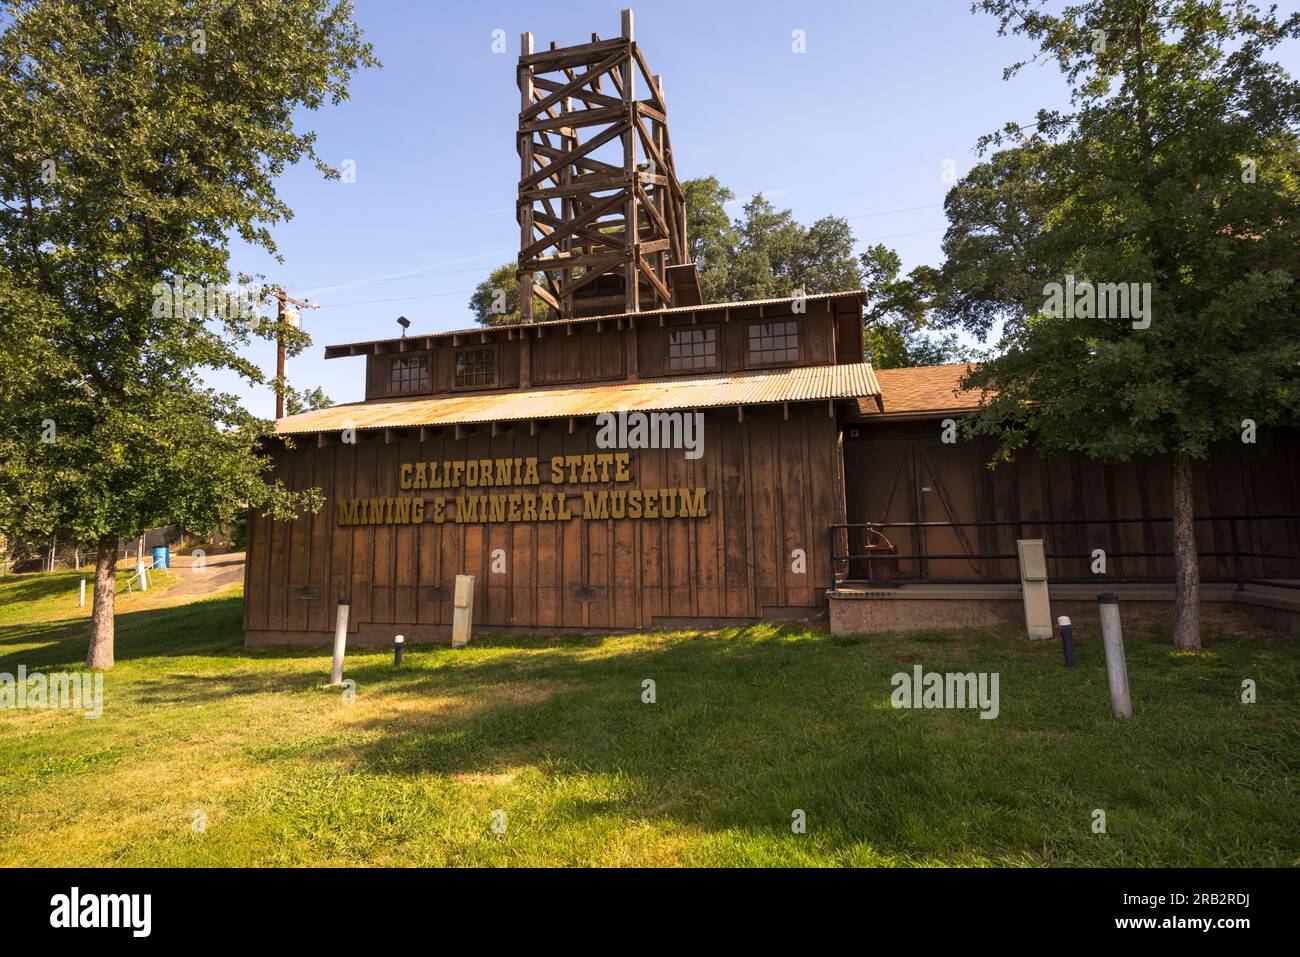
519, 36, 625, 69
521, 48, 626, 121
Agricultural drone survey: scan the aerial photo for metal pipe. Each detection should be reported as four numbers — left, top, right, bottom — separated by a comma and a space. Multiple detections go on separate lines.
329, 598, 351, 686
1097, 593, 1132, 718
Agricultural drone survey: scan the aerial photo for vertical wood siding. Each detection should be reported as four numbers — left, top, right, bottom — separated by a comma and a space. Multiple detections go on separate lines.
245, 405, 844, 635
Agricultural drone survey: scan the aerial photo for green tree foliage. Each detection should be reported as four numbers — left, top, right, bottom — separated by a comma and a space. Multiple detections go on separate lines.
707, 191, 964, 367
285, 386, 334, 416
468, 262, 554, 325
681, 175, 736, 302
861, 246, 969, 369
930, 0, 1300, 648
0, 0, 377, 667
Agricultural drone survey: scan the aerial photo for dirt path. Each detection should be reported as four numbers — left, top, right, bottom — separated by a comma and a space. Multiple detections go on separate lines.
161, 551, 245, 599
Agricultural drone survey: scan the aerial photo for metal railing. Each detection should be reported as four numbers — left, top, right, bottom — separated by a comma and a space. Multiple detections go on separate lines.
828, 514, 1300, 592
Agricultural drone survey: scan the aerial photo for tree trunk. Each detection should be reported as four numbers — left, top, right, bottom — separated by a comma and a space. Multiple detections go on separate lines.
86, 538, 118, 670
1170, 451, 1202, 650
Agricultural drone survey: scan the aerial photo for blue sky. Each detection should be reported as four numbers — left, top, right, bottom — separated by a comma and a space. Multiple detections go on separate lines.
221, 0, 1297, 411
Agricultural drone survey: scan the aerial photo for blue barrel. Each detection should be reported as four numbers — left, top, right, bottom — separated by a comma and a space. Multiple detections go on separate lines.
152, 546, 170, 570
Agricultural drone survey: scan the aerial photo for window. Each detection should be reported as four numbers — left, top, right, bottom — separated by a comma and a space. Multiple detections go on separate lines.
747, 320, 799, 365
454, 347, 496, 388
667, 327, 717, 371
390, 354, 429, 394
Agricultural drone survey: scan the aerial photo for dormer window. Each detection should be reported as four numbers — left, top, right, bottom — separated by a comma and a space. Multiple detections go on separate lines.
747, 320, 800, 366
390, 354, 429, 394
454, 347, 496, 388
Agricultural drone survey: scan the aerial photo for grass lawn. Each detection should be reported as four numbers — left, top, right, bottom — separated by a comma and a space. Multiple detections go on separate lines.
0, 571, 1296, 867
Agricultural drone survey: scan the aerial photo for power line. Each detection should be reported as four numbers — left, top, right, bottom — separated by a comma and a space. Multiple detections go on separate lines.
314, 288, 477, 309
845, 203, 942, 220
858, 226, 946, 243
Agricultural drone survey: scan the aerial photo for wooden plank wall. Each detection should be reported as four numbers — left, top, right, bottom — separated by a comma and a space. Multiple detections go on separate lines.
244, 405, 844, 638
843, 421, 1300, 582
637, 308, 836, 378
360, 305, 840, 398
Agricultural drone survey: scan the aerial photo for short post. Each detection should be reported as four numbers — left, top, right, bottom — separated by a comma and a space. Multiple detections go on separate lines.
1097, 593, 1132, 718
136, 560, 148, 592
79, 578, 86, 608
1016, 539, 1053, 639
1058, 615, 1075, 668
451, 575, 474, 648
393, 634, 405, 668
329, 598, 351, 686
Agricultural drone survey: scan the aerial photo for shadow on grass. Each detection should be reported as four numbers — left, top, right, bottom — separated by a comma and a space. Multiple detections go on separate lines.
0, 593, 248, 670
0, 568, 154, 611
252, 617, 1299, 865
4, 591, 1296, 864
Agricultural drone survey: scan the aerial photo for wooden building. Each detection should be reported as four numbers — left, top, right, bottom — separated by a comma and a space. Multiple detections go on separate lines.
249, 293, 875, 644
244, 10, 1297, 646
838, 365, 1300, 587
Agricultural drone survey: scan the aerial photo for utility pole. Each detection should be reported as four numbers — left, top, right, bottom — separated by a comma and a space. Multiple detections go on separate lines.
271, 290, 318, 419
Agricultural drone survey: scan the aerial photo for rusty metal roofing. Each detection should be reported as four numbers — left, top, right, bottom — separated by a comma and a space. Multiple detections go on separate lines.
322, 290, 867, 358
275, 362, 881, 436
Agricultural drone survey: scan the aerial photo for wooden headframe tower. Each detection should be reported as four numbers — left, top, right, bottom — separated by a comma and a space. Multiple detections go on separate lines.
516, 8, 689, 321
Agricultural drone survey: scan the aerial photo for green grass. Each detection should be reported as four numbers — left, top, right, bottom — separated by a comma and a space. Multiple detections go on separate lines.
0, 570, 1296, 867
0, 564, 178, 630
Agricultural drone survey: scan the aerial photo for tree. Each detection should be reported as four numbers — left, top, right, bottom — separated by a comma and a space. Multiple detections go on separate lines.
931, 0, 1300, 649
682, 175, 737, 302
469, 262, 554, 325
724, 195, 825, 300
286, 386, 335, 416
860, 246, 969, 369
0, 0, 377, 668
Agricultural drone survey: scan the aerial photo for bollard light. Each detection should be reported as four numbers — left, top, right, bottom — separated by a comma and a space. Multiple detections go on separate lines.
394, 634, 405, 668
1058, 615, 1076, 668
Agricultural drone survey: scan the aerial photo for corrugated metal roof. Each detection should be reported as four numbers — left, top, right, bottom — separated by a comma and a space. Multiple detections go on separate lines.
275, 362, 881, 436
322, 290, 867, 357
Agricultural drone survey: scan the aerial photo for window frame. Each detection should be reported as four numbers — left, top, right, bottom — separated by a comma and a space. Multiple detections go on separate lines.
451, 344, 498, 391
744, 318, 802, 368
665, 324, 721, 373
388, 352, 431, 395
